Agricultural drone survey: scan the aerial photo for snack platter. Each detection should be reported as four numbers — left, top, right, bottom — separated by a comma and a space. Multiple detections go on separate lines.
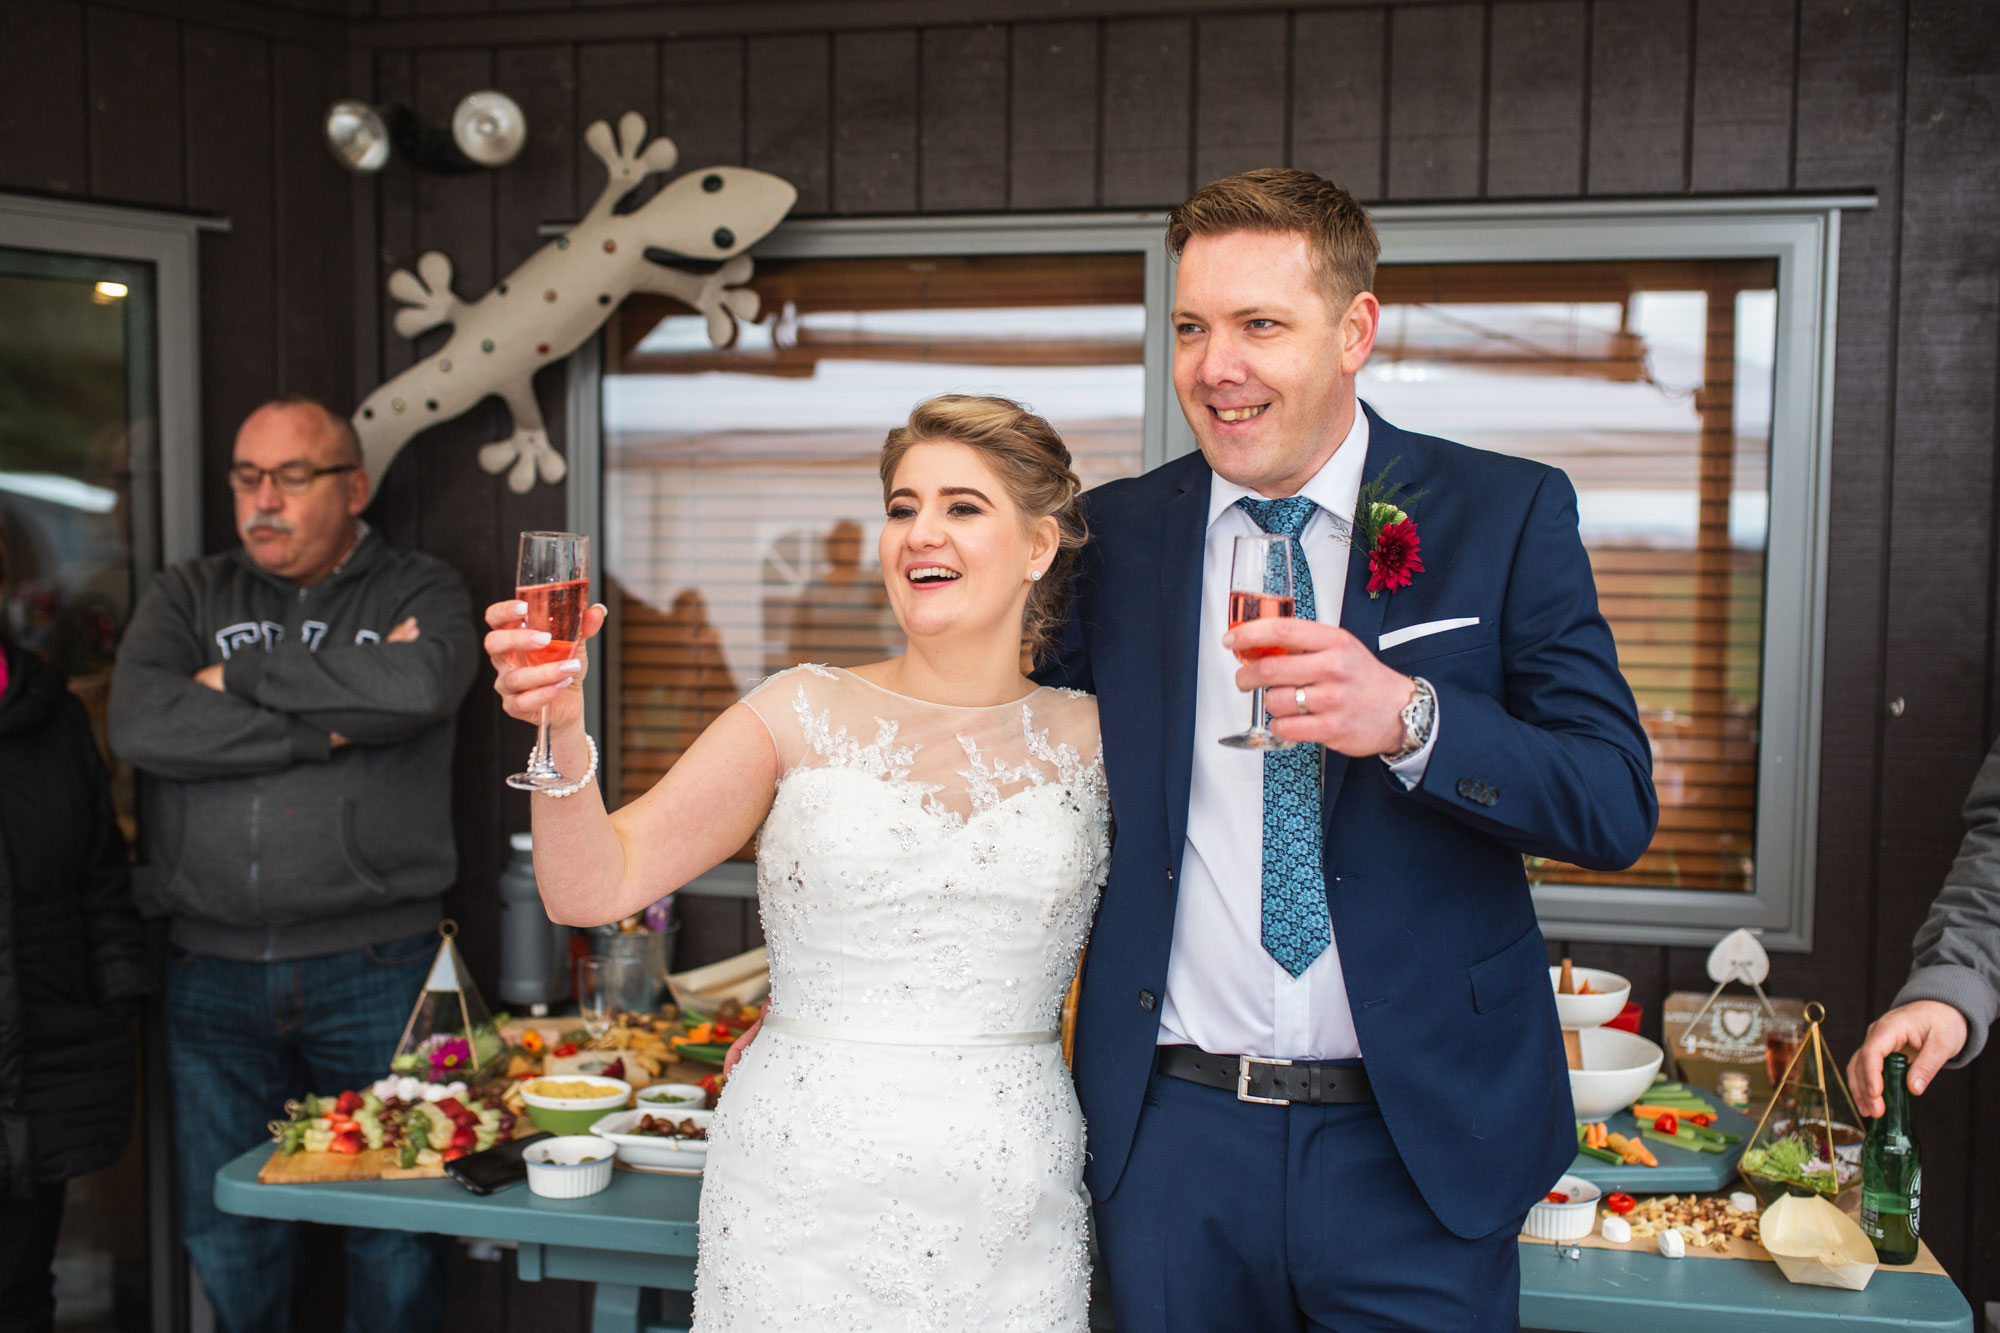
1565, 1098, 1756, 1193
255, 1005, 743, 1185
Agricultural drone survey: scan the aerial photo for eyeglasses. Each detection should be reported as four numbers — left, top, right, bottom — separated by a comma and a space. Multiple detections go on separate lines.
228, 462, 359, 494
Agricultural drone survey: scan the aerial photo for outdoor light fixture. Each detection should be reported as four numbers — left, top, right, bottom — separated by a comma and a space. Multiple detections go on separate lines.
91, 281, 129, 303
450, 91, 526, 168
324, 100, 393, 173
323, 91, 527, 175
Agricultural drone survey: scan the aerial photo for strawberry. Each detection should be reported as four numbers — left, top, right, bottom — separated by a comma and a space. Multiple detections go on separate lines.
450, 1126, 478, 1151
434, 1097, 467, 1121
441, 1146, 468, 1162
334, 1090, 365, 1116
327, 1130, 365, 1155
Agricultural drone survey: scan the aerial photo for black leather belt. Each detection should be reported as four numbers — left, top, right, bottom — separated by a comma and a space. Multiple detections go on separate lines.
1156, 1045, 1375, 1106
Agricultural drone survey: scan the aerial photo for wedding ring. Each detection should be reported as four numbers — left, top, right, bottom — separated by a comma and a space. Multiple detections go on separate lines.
1294, 686, 1311, 716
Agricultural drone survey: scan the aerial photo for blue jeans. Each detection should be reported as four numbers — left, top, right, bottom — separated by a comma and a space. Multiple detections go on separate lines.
165, 930, 447, 1333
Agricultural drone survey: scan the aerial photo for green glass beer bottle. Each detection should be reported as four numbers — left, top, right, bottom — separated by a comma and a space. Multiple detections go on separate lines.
1860, 1051, 1921, 1264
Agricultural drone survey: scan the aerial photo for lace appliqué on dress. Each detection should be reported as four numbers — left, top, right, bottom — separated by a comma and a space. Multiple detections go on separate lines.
696, 668, 1107, 1332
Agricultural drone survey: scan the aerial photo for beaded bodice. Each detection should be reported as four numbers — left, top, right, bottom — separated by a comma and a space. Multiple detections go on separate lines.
742, 664, 1110, 1036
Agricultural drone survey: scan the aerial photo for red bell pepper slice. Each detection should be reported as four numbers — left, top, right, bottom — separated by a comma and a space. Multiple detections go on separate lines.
1653, 1112, 1678, 1135
1604, 1193, 1637, 1215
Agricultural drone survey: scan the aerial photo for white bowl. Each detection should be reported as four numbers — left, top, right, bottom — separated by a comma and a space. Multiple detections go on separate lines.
1567, 1027, 1664, 1121
1524, 1173, 1603, 1241
633, 1083, 709, 1112
522, 1135, 616, 1198
590, 1107, 713, 1171
1549, 966, 1631, 1030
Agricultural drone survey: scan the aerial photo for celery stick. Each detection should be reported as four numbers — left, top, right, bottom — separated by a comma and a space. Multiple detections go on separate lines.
1577, 1144, 1622, 1164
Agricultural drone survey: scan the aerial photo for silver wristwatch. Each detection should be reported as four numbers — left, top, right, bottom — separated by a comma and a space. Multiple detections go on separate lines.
1382, 675, 1436, 762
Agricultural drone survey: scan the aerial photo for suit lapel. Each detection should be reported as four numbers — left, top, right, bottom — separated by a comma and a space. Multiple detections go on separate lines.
1324, 409, 1427, 834
1160, 461, 1212, 857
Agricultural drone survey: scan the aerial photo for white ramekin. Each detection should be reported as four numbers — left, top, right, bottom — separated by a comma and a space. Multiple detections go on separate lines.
523, 1135, 616, 1198
1524, 1173, 1603, 1242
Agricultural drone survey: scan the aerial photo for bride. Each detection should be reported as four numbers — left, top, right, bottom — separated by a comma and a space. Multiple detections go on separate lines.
483, 394, 1109, 1330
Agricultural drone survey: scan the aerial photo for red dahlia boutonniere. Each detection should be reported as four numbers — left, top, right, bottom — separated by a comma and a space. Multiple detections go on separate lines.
1354, 458, 1428, 599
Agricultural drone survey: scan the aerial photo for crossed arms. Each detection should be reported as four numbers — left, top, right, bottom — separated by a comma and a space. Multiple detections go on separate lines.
109, 562, 478, 781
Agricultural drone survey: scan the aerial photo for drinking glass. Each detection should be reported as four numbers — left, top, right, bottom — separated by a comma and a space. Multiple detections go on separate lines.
577, 957, 613, 1042
1765, 1015, 1805, 1107
506, 531, 590, 791
1218, 533, 1297, 751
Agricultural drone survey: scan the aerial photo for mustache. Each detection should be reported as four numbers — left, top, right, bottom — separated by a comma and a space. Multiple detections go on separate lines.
242, 514, 294, 537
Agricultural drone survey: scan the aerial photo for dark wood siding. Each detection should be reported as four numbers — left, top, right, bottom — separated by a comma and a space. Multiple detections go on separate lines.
5, 0, 1996, 1324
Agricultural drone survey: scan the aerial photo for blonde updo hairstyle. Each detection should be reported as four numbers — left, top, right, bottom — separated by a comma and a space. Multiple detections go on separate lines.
879, 394, 1088, 664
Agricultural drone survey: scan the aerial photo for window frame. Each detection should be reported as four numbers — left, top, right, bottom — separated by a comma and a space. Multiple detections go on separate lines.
566, 197, 1869, 948
0, 192, 217, 574
1362, 196, 1868, 951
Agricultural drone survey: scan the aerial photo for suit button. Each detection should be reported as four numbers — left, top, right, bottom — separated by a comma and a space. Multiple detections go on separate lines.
1165, 868, 1175, 883
1138, 990, 1156, 1011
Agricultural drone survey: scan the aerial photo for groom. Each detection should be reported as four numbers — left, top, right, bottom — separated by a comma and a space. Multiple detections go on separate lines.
1042, 170, 1658, 1328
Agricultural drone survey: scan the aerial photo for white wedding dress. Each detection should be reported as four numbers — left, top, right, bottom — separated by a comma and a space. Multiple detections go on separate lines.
692, 664, 1110, 1332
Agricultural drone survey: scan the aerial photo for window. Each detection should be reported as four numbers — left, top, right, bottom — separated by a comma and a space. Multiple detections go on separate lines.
1367, 199, 1863, 949
1367, 259, 1776, 896
589, 220, 1176, 882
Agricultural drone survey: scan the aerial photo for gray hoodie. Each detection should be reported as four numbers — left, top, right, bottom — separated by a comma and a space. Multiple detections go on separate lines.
1892, 733, 2000, 1066
109, 527, 479, 961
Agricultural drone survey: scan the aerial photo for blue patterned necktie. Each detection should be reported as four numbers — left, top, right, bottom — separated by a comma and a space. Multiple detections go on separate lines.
1235, 496, 1331, 978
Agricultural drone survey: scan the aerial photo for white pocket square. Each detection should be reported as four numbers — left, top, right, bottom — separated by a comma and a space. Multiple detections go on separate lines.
1378, 617, 1481, 651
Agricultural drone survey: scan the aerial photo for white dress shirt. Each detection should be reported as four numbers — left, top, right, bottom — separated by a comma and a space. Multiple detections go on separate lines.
1158, 410, 1436, 1060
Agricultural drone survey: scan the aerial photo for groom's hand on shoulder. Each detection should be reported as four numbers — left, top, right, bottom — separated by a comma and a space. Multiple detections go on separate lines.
1226, 619, 1411, 757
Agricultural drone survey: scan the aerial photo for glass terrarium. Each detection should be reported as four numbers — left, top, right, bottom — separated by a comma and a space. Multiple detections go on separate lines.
389, 921, 508, 1084
1737, 1001, 1865, 1203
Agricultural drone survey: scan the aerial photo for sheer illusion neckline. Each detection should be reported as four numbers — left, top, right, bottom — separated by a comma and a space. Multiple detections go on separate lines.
832, 665, 1047, 712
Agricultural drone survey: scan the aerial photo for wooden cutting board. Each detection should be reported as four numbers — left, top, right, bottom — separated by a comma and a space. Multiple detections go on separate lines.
256, 1146, 444, 1183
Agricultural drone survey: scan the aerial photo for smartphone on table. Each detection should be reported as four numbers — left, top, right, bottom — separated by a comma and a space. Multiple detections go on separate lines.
444, 1131, 554, 1195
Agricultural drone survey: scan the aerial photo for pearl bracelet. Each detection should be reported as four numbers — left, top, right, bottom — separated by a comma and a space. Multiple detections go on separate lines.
532, 731, 599, 798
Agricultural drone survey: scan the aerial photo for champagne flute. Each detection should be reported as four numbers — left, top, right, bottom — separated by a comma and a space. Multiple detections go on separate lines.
577, 957, 613, 1042
506, 531, 591, 791
1218, 533, 1297, 751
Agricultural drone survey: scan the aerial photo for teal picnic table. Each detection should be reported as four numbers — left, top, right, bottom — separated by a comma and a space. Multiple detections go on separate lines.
215, 1146, 1975, 1332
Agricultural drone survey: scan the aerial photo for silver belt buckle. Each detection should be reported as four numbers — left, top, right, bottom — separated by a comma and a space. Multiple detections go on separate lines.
1236, 1055, 1293, 1105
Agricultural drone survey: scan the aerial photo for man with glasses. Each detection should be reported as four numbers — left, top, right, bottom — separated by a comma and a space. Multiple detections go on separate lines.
109, 397, 478, 1332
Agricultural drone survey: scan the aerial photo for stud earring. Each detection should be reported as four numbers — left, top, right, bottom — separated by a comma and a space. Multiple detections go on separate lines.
1029, 569, 1043, 582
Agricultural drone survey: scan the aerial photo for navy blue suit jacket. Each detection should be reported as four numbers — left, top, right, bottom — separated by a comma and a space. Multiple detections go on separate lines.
1040, 404, 1658, 1239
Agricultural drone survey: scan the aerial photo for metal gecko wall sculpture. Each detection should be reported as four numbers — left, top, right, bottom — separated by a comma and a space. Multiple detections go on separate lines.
353, 112, 798, 494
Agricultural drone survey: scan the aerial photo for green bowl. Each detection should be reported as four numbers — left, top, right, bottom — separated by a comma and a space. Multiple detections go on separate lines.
526, 1103, 618, 1135
521, 1076, 630, 1135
